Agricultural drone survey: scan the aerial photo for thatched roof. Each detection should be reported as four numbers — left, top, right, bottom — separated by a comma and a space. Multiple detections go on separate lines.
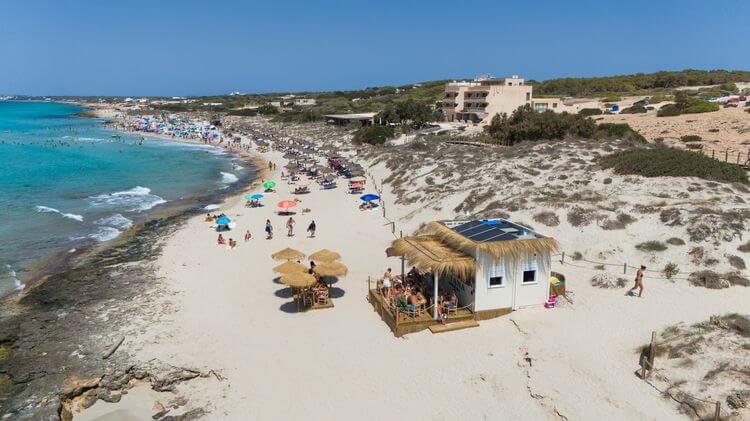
313, 261, 348, 277
420, 221, 559, 259
273, 261, 308, 274
309, 249, 341, 262
272, 247, 306, 261
280, 272, 316, 288
387, 236, 476, 280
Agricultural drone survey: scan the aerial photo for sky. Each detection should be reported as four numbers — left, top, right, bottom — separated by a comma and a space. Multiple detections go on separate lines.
2, 0, 749, 96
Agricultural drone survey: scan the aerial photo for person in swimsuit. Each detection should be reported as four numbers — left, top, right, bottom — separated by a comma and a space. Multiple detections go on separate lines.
307, 220, 316, 238
286, 217, 295, 237
217, 234, 225, 245
265, 219, 273, 239
628, 265, 646, 297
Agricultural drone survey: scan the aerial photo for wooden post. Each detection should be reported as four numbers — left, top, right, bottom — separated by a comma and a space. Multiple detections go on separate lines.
725, 150, 729, 162
624, 263, 628, 275
391, 221, 395, 234
433, 273, 440, 320
714, 401, 721, 421
400, 230, 405, 281
737, 152, 741, 165
561, 252, 565, 264
648, 331, 656, 375
368, 276, 371, 291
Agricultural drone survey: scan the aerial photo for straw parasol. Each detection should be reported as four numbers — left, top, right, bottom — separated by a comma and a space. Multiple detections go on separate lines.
308, 249, 341, 262
280, 272, 316, 288
272, 247, 305, 261
273, 261, 308, 274
312, 261, 348, 277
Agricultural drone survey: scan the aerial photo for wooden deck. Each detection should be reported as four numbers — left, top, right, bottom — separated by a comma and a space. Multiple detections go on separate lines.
368, 289, 475, 337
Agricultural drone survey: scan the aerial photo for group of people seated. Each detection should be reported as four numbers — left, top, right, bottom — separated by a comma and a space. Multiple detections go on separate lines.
379, 267, 459, 323
359, 201, 378, 211
216, 234, 237, 249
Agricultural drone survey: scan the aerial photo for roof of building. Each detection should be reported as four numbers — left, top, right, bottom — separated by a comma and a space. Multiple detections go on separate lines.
387, 235, 475, 280
421, 219, 559, 259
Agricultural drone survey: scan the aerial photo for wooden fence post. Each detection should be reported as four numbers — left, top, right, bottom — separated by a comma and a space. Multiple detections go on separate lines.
391, 221, 395, 234
561, 252, 565, 264
725, 150, 729, 162
648, 331, 656, 375
711, 149, 715, 159
623, 263, 628, 275
714, 401, 721, 421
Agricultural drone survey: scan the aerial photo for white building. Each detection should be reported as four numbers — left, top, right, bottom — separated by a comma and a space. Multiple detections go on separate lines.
390, 218, 558, 320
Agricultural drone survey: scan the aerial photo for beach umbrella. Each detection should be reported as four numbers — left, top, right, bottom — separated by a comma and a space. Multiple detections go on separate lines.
280, 272, 316, 288
350, 182, 363, 188
215, 216, 231, 225
249, 193, 264, 200
273, 261, 308, 274
313, 261, 348, 277
360, 194, 380, 202
263, 181, 276, 189
272, 247, 306, 261
309, 249, 341, 262
278, 200, 297, 209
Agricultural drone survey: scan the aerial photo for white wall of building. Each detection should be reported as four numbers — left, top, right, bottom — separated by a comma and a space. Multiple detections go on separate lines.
474, 251, 551, 311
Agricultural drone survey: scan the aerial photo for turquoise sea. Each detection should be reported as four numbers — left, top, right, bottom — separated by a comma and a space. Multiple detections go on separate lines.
0, 101, 252, 297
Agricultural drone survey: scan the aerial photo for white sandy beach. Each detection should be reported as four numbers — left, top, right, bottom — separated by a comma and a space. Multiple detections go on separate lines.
73, 125, 750, 421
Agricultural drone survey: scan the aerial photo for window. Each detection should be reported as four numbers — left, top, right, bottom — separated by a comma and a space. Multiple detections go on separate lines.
522, 260, 538, 284
526, 92, 531, 101
488, 264, 504, 288
553, 103, 558, 108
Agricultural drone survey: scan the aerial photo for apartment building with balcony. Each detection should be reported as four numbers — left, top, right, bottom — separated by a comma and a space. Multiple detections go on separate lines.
443, 75, 541, 124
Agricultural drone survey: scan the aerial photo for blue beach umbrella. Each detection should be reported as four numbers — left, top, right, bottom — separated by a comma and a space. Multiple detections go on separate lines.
216, 216, 232, 225
249, 193, 264, 200
360, 194, 380, 202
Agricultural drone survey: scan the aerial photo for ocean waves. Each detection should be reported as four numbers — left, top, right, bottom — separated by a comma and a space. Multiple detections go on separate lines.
89, 186, 167, 212
35, 205, 84, 222
220, 172, 239, 184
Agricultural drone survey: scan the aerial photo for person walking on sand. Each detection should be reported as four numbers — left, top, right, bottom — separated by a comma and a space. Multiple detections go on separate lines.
244, 230, 252, 242
265, 219, 273, 239
628, 265, 646, 297
307, 220, 316, 238
286, 217, 295, 237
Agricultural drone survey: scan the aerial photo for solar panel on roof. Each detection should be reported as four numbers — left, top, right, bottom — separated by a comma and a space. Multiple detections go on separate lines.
446, 219, 542, 243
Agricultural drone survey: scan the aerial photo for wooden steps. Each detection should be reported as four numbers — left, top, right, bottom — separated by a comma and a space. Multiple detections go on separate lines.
428, 320, 479, 334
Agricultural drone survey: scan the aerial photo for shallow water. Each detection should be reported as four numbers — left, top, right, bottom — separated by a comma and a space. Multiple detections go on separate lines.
0, 101, 249, 297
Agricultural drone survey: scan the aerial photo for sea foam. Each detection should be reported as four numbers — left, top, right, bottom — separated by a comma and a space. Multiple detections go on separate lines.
89, 186, 166, 212
220, 172, 239, 184
89, 226, 121, 242
95, 213, 133, 229
35, 205, 84, 222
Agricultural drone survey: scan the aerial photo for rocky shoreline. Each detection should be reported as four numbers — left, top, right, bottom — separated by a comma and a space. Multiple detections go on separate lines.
0, 151, 258, 420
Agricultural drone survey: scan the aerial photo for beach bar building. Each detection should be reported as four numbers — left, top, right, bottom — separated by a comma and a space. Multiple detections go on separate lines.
371, 219, 558, 335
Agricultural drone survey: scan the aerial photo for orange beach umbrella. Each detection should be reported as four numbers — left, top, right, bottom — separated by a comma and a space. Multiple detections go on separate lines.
278, 200, 297, 209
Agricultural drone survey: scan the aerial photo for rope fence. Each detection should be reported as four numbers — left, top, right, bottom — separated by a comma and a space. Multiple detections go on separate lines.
639, 331, 726, 420
701, 147, 750, 167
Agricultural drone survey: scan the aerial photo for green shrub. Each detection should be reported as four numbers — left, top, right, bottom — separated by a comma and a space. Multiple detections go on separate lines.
657, 104, 682, 117
599, 147, 749, 184
596, 123, 646, 143
681, 100, 720, 114
636, 241, 668, 252
680, 135, 702, 143
228, 108, 259, 116
353, 125, 395, 145
257, 104, 278, 115
648, 94, 672, 104
579, 108, 602, 116
620, 105, 647, 114
485, 105, 597, 145
663, 262, 679, 279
